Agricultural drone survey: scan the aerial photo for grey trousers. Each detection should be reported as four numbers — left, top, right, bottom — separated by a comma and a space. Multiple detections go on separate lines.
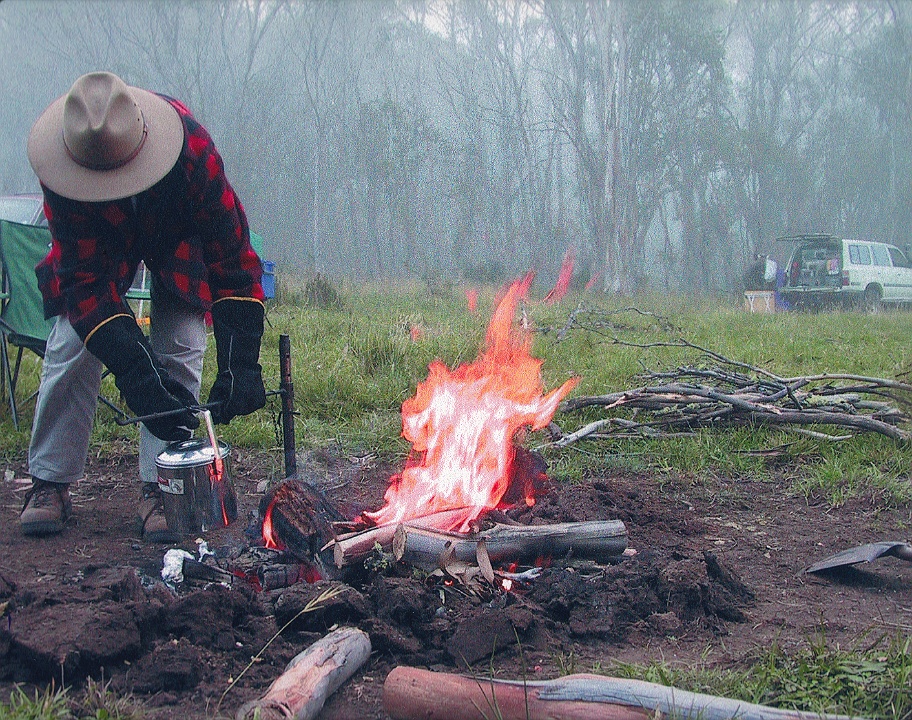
28, 296, 207, 486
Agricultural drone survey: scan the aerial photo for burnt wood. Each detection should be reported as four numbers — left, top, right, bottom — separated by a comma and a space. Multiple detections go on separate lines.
262, 477, 346, 562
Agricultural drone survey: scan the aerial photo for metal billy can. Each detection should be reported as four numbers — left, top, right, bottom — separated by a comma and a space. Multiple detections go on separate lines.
156, 436, 238, 536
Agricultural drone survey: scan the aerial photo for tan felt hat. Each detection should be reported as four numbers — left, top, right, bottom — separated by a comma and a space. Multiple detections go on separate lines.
27, 71, 183, 202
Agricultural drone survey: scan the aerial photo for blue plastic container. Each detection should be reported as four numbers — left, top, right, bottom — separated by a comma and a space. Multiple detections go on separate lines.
261, 260, 276, 299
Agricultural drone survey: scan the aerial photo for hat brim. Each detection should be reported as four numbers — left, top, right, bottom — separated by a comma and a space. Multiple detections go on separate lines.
27, 85, 184, 202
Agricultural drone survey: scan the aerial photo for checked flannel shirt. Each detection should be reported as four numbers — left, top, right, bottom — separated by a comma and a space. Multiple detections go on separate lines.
35, 95, 264, 342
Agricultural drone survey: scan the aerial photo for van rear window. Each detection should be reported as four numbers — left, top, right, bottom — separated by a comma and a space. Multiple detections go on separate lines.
849, 245, 871, 265
872, 244, 891, 267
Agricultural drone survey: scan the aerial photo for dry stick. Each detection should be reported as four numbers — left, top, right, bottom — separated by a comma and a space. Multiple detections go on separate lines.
383, 666, 859, 720
393, 520, 628, 570
651, 382, 912, 441
555, 381, 912, 445
550, 312, 912, 445
562, 315, 912, 396
235, 627, 371, 720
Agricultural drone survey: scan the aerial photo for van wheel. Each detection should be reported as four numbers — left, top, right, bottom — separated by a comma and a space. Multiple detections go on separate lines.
864, 285, 883, 312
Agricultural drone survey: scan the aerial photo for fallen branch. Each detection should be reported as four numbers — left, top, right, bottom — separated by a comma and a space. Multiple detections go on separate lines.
393, 520, 628, 569
552, 373, 912, 446
236, 627, 371, 720
383, 666, 857, 720
539, 310, 912, 445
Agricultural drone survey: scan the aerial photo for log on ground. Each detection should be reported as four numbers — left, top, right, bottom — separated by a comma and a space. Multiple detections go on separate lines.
235, 626, 371, 720
393, 519, 628, 569
383, 666, 857, 720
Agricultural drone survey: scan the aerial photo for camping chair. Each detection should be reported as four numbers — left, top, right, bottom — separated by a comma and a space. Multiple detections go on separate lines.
0, 219, 55, 430
0, 219, 125, 429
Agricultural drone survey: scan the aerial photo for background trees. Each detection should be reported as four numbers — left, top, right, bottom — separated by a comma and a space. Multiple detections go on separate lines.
1, 0, 908, 296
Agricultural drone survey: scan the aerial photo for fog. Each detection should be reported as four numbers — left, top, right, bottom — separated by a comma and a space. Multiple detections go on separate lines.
1, 0, 909, 295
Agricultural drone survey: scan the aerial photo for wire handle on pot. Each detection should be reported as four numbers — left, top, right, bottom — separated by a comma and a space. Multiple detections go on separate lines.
115, 390, 283, 426
115, 402, 222, 426
200, 409, 224, 482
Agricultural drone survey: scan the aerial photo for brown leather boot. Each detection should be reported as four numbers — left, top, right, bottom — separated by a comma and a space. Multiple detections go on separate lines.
20, 480, 72, 535
137, 483, 177, 543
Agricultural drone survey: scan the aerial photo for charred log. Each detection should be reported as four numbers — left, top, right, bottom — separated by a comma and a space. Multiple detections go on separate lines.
261, 477, 346, 567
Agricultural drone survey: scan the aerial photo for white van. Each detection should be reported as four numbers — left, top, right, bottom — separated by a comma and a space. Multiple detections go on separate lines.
778, 233, 912, 310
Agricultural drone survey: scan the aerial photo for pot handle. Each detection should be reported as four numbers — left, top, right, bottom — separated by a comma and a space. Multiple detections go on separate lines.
200, 409, 225, 481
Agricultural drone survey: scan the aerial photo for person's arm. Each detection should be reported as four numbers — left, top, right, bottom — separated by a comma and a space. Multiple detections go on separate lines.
43, 190, 199, 440
43, 191, 132, 340
176, 105, 267, 424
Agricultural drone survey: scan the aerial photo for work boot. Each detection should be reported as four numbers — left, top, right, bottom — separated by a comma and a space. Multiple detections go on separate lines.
20, 479, 72, 536
137, 483, 177, 543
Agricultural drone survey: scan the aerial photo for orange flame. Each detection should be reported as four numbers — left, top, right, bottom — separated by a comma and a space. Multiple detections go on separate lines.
544, 248, 575, 305
261, 499, 284, 550
585, 270, 602, 292
466, 288, 478, 313
366, 276, 579, 532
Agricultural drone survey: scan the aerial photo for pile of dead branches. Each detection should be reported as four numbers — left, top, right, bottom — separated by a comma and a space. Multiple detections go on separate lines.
538, 308, 912, 446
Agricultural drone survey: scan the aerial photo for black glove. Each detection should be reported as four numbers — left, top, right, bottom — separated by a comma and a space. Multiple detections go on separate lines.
85, 315, 200, 441
207, 298, 266, 425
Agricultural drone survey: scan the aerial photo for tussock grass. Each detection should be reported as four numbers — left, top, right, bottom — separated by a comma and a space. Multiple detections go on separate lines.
607, 634, 912, 720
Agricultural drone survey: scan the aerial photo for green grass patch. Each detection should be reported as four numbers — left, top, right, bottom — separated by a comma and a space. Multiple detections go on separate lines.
606, 634, 912, 719
2, 280, 911, 506
0, 678, 143, 720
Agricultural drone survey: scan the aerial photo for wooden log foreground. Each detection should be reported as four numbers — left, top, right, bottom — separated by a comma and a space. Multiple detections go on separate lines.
393, 519, 628, 569
235, 627, 371, 720
383, 667, 858, 720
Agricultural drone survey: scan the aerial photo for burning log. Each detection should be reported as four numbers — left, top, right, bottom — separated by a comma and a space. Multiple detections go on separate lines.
235, 627, 371, 720
393, 520, 628, 570
383, 666, 856, 720
330, 507, 477, 568
262, 477, 346, 560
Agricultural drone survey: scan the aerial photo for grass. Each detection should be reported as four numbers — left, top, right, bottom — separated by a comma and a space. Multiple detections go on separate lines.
0, 678, 142, 720
3, 276, 912, 495
607, 633, 912, 719
2, 276, 912, 717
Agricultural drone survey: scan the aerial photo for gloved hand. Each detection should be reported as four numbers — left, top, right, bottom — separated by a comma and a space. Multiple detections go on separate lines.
85, 315, 200, 441
207, 298, 266, 425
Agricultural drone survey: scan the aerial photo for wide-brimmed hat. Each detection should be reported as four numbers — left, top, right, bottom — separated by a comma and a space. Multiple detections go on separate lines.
27, 71, 184, 202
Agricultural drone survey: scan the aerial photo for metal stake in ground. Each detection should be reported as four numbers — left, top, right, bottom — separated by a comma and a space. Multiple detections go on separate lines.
279, 334, 297, 478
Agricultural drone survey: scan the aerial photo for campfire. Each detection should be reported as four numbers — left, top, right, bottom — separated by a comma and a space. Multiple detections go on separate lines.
239, 275, 628, 595
164, 276, 629, 597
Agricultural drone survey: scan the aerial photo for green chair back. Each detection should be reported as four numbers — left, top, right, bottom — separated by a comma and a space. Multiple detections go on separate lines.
0, 219, 55, 348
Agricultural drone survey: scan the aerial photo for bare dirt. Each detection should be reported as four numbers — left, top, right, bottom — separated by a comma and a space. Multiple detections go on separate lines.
0, 440, 910, 719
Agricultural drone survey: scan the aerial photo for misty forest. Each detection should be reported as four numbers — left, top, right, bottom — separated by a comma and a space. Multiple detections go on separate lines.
0, 0, 909, 296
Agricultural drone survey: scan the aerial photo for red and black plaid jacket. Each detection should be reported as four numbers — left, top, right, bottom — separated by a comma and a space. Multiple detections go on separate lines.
36, 95, 264, 341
